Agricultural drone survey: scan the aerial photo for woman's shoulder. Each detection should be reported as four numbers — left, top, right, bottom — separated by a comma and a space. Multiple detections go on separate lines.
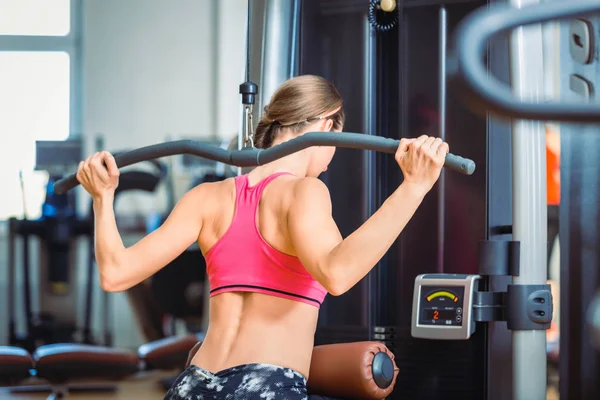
185, 177, 237, 200
285, 176, 332, 207
267, 174, 329, 195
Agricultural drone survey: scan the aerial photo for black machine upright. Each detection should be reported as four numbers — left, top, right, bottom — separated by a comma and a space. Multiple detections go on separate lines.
8, 139, 100, 351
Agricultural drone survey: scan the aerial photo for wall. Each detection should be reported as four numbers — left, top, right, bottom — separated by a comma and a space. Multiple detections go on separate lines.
0, 0, 247, 349
82, 0, 212, 219
216, 0, 249, 140
84, 0, 216, 149
81, 0, 247, 212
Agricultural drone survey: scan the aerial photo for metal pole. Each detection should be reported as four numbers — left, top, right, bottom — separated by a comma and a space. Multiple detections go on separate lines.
69, 0, 83, 139
210, 0, 219, 141
259, 0, 296, 112
289, 0, 301, 78
364, 16, 377, 338
238, 0, 250, 175
8, 219, 16, 344
241, 0, 296, 174
437, 6, 447, 273
507, 0, 548, 398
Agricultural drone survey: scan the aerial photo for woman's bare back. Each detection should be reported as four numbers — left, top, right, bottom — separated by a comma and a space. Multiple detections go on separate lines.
191, 173, 319, 378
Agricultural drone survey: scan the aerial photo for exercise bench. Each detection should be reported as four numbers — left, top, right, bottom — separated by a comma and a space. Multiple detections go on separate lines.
0, 344, 138, 399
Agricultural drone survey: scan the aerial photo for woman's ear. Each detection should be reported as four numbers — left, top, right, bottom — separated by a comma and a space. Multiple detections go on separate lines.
323, 118, 334, 132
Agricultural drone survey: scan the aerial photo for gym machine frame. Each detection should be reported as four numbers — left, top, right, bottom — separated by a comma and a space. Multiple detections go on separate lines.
7, 215, 95, 351
440, 2, 600, 400
52, 2, 600, 400
8, 140, 100, 352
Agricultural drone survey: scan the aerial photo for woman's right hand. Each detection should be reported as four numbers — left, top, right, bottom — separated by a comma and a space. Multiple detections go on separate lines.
395, 135, 449, 195
76, 151, 120, 200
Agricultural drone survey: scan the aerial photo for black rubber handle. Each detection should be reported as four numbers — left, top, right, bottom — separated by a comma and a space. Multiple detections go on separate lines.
448, 1, 600, 122
53, 132, 476, 194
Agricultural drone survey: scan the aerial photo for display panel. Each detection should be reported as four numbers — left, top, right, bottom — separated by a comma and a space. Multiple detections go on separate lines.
418, 286, 465, 326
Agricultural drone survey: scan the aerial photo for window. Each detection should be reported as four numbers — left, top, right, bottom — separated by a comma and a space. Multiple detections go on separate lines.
0, 0, 70, 36
0, 52, 71, 219
0, 0, 79, 220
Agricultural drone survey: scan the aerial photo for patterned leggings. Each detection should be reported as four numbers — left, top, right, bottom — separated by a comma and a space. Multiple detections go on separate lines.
164, 363, 341, 400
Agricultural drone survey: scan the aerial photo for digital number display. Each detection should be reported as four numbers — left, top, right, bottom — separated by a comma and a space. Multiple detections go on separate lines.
425, 309, 456, 321
418, 285, 465, 326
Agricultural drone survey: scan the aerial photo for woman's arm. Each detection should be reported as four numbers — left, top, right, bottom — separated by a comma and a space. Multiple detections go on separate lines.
288, 135, 446, 296
94, 185, 205, 292
288, 178, 426, 296
76, 151, 206, 293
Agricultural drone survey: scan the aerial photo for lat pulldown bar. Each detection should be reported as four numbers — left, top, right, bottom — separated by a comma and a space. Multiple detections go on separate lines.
53, 132, 476, 194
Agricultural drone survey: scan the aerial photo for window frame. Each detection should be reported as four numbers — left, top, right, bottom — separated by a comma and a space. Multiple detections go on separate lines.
0, 0, 82, 222
0, 0, 83, 139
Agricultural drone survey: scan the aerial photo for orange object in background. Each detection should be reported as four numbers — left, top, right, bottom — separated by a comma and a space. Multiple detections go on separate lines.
546, 125, 560, 357
547, 126, 560, 206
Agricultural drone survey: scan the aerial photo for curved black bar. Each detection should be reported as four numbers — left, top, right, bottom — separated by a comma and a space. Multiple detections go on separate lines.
449, 1, 600, 122
111, 151, 169, 180
53, 132, 476, 194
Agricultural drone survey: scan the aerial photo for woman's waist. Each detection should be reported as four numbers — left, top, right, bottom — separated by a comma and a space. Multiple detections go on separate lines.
193, 322, 316, 377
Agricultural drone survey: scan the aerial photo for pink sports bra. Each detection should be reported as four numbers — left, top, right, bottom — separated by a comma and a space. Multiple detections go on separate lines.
204, 172, 328, 308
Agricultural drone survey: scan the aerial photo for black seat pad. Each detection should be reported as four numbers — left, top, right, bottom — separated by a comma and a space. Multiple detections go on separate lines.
0, 346, 34, 385
33, 344, 138, 383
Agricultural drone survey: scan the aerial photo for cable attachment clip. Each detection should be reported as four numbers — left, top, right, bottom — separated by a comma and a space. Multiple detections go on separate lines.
243, 105, 254, 148
240, 81, 258, 149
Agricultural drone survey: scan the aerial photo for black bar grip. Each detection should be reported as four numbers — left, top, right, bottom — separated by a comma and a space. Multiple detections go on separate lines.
53, 132, 476, 194
448, 1, 600, 122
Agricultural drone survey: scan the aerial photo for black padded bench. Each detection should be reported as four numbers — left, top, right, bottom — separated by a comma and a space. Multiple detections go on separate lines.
138, 332, 204, 371
0, 346, 34, 386
0, 344, 139, 400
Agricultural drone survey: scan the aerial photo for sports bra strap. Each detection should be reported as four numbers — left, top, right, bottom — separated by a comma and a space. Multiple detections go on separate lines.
232, 172, 294, 224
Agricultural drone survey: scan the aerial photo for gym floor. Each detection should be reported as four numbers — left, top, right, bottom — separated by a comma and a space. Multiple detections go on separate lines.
0, 371, 172, 400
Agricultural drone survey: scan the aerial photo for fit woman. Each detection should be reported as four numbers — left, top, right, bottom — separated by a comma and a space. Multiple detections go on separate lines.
76, 75, 449, 399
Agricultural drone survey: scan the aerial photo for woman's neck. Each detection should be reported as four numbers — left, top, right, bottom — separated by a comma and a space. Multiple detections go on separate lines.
249, 132, 314, 178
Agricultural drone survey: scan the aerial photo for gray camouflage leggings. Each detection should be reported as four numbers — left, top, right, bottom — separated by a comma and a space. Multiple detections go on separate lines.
164, 363, 341, 400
